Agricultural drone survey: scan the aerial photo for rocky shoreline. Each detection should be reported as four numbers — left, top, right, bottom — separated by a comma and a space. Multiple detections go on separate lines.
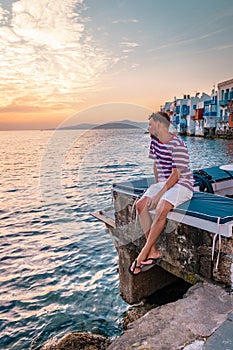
107, 282, 233, 350
40, 282, 233, 350
40, 332, 110, 350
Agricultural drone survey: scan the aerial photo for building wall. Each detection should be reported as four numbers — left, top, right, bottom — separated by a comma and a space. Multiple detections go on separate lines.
217, 78, 233, 125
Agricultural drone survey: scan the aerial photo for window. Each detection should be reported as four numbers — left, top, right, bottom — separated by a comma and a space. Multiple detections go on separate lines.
211, 105, 217, 113
225, 89, 229, 101
230, 88, 233, 100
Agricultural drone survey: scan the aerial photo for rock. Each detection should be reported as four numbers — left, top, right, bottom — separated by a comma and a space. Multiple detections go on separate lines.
123, 303, 155, 330
182, 340, 205, 350
41, 331, 111, 350
107, 282, 233, 350
123, 279, 191, 329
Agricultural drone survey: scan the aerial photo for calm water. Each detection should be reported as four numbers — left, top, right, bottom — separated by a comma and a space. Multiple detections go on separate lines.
0, 129, 233, 350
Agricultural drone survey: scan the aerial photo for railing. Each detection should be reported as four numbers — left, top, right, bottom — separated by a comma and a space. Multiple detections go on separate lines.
219, 100, 228, 106
203, 112, 217, 117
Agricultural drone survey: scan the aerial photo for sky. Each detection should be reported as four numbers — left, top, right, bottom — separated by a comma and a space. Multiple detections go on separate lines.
0, 0, 233, 130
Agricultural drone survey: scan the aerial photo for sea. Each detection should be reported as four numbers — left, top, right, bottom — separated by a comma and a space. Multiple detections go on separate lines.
1, 128, 233, 350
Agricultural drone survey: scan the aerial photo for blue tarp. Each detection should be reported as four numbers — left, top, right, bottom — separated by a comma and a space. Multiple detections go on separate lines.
173, 192, 233, 224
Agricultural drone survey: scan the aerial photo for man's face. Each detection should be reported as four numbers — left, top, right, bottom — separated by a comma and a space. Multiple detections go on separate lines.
148, 118, 160, 137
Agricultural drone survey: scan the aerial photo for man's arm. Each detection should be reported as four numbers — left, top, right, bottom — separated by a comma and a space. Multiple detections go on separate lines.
153, 162, 158, 183
160, 167, 181, 193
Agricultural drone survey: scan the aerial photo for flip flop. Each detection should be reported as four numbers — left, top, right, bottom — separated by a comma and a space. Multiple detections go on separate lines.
141, 257, 161, 272
128, 259, 142, 276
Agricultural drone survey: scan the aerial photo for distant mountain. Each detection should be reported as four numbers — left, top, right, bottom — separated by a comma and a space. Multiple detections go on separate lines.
60, 123, 96, 130
60, 120, 148, 130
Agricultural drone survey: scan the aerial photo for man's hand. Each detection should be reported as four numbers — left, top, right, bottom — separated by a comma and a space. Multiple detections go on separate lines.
147, 193, 161, 210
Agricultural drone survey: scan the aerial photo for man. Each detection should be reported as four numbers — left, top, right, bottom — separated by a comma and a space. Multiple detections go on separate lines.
129, 112, 194, 275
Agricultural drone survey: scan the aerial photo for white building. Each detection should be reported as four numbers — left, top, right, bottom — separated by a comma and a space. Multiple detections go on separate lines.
163, 93, 211, 136
186, 95, 200, 135
161, 78, 233, 136
202, 89, 218, 136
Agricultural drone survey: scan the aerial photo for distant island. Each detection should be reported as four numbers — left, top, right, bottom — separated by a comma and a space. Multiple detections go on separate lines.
59, 120, 148, 130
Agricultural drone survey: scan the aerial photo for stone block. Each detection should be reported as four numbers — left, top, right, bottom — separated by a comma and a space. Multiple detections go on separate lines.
117, 243, 177, 304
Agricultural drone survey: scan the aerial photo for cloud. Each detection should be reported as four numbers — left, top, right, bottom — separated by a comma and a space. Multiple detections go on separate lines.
148, 27, 232, 54
112, 18, 139, 24
0, 104, 46, 113
120, 41, 140, 48
0, 0, 110, 112
0, 4, 9, 24
131, 63, 140, 69
119, 41, 140, 56
192, 43, 233, 56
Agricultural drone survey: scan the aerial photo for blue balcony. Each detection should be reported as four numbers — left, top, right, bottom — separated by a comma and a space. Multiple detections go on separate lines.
203, 112, 217, 117
180, 117, 187, 127
181, 105, 190, 116
175, 116, 180, 125
204, 100, 217, 106
219, 100, 228, 106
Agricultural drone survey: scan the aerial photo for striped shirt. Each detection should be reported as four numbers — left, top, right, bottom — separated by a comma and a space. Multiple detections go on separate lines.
149, 135, 194, 191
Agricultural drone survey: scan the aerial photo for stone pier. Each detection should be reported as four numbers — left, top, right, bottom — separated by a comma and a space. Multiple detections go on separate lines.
108, 187, 233, 305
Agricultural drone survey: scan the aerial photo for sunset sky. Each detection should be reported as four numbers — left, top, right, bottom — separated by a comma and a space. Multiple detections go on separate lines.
0, 0, 233, 130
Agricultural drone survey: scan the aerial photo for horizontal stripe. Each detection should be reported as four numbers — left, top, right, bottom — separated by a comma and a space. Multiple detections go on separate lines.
149, 135, 194, 190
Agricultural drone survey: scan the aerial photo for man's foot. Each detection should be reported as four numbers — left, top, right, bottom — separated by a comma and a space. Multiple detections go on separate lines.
141, 257, 161, 272
128, 259, 142, 276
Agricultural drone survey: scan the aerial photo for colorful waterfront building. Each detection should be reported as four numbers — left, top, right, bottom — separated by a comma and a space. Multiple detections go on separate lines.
161, 78, 233, 137
163, 93, 211, 136
164, 96, 192, 135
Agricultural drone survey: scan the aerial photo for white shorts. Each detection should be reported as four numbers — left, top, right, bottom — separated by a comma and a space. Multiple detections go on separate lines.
142, 181, 193, 208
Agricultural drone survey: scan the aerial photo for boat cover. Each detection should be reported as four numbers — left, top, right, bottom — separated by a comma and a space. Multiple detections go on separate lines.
112, 177, 154, 196
173, 192, 233, 225
193, 166, 233, 182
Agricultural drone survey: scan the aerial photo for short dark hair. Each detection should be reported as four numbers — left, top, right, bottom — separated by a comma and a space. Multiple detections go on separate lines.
149, 112, 170, 126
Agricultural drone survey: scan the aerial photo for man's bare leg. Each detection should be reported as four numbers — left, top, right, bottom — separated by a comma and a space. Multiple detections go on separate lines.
135, 200, 173, 268
136, 196, 152, 233
129, 196, 154, 274
136, 196, 160, 261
